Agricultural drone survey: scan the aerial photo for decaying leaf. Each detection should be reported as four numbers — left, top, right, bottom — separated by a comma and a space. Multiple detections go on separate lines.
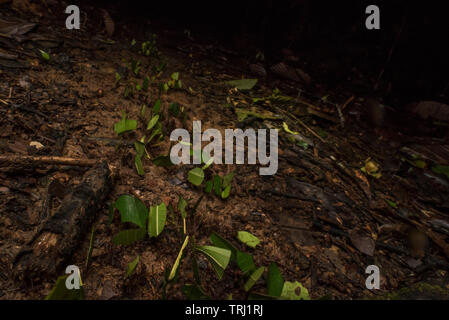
361, 158, 382, 179
349, 230, 375, 256
101, 9, 115, 37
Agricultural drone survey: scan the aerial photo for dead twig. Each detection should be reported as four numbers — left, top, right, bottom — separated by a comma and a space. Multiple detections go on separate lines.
0, 155, 99, 168
294, 116, 326, 143
336, 95, 354, 128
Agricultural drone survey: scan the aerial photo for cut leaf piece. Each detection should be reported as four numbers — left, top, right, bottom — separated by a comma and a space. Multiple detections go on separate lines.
188, 167, 205, 186
236, 250, 255, 274
39, 49, 50, 61
115, 195, 148, 229
135, 156, 144, 176
282, 122, 299, 135
221, 185, 231, 199
226, 78, 258, 90
213, 175, 222, 196
134, 141, 146, 157
244, 267, 265, 292
361, 158, 382, 179
168, 236, 189, 281
148, 202, 167, 238
45, 275, 84, 300
237, 231, 260, 248
222, 172, 235, 188
177, 196, 188, 219
147, 114, 159, 130
385, 199, 398, 209
114, 112, 137, 135
281, 281, 310, 300
195, 245, 231, 280
267, 262, 284, 297
202, 155, 214, 170
210, 232, 237, 261
112, 228, 146, 245
204, 180, 213, 193
126, 256, 140, 277
153, 99, 161, 113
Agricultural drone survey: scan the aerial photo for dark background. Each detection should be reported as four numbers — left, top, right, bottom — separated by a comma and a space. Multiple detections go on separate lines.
81, 0, 448, 105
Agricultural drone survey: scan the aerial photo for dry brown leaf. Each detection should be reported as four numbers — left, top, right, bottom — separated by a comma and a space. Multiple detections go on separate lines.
101, 9, 115, 37
349, 230, 375, 256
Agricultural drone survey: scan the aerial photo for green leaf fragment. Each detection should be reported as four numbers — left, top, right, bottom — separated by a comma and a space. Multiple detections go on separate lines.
147, 114, 159, 130
267, 262, 284, 297
222, 172, 235, 188
237, 231, 260, 248
188, 167, 205, 186
280, 281, 310, 300
221, 185, 231, 199
244, 267, 265, 292
213, 175, 222, 196
178, 196, 188, 219
236, 250, 256, 274
168, 236, 189, 281
195, 245, 231, 280
148, 202, 167, 238
153, 99, 161, 113
386, 199, 398, 208
204, 180, 213, 193
226, 78, 258, 90
282, 122, 299, 135
135, 156, 144, 176
114, 112, 137, 135
39, 49, 50, 61
115, 195, 148, 229
45, 275, 84, 300
126, 256, 140, 277
210, 232, 237, 261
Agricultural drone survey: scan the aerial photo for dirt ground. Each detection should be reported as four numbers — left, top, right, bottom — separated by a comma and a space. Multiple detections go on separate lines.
1, 3, 449, 300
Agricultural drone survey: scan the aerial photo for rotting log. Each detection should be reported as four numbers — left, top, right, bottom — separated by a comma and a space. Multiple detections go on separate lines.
13, 161, 113, 282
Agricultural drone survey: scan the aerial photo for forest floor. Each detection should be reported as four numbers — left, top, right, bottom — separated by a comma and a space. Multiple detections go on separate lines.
1, 3, 449, 300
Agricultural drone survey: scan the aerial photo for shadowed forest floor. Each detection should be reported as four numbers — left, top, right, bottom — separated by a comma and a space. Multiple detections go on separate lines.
1, 3, 449, 300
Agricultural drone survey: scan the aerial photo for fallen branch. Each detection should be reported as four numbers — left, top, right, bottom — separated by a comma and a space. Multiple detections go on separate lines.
0, 155, 98, 168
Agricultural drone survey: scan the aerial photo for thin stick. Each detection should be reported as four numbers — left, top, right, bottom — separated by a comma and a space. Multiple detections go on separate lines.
294, 116, 326, 143
341, 95, 355, 110
374, 16, 406, 90
0, 155, 98, 167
